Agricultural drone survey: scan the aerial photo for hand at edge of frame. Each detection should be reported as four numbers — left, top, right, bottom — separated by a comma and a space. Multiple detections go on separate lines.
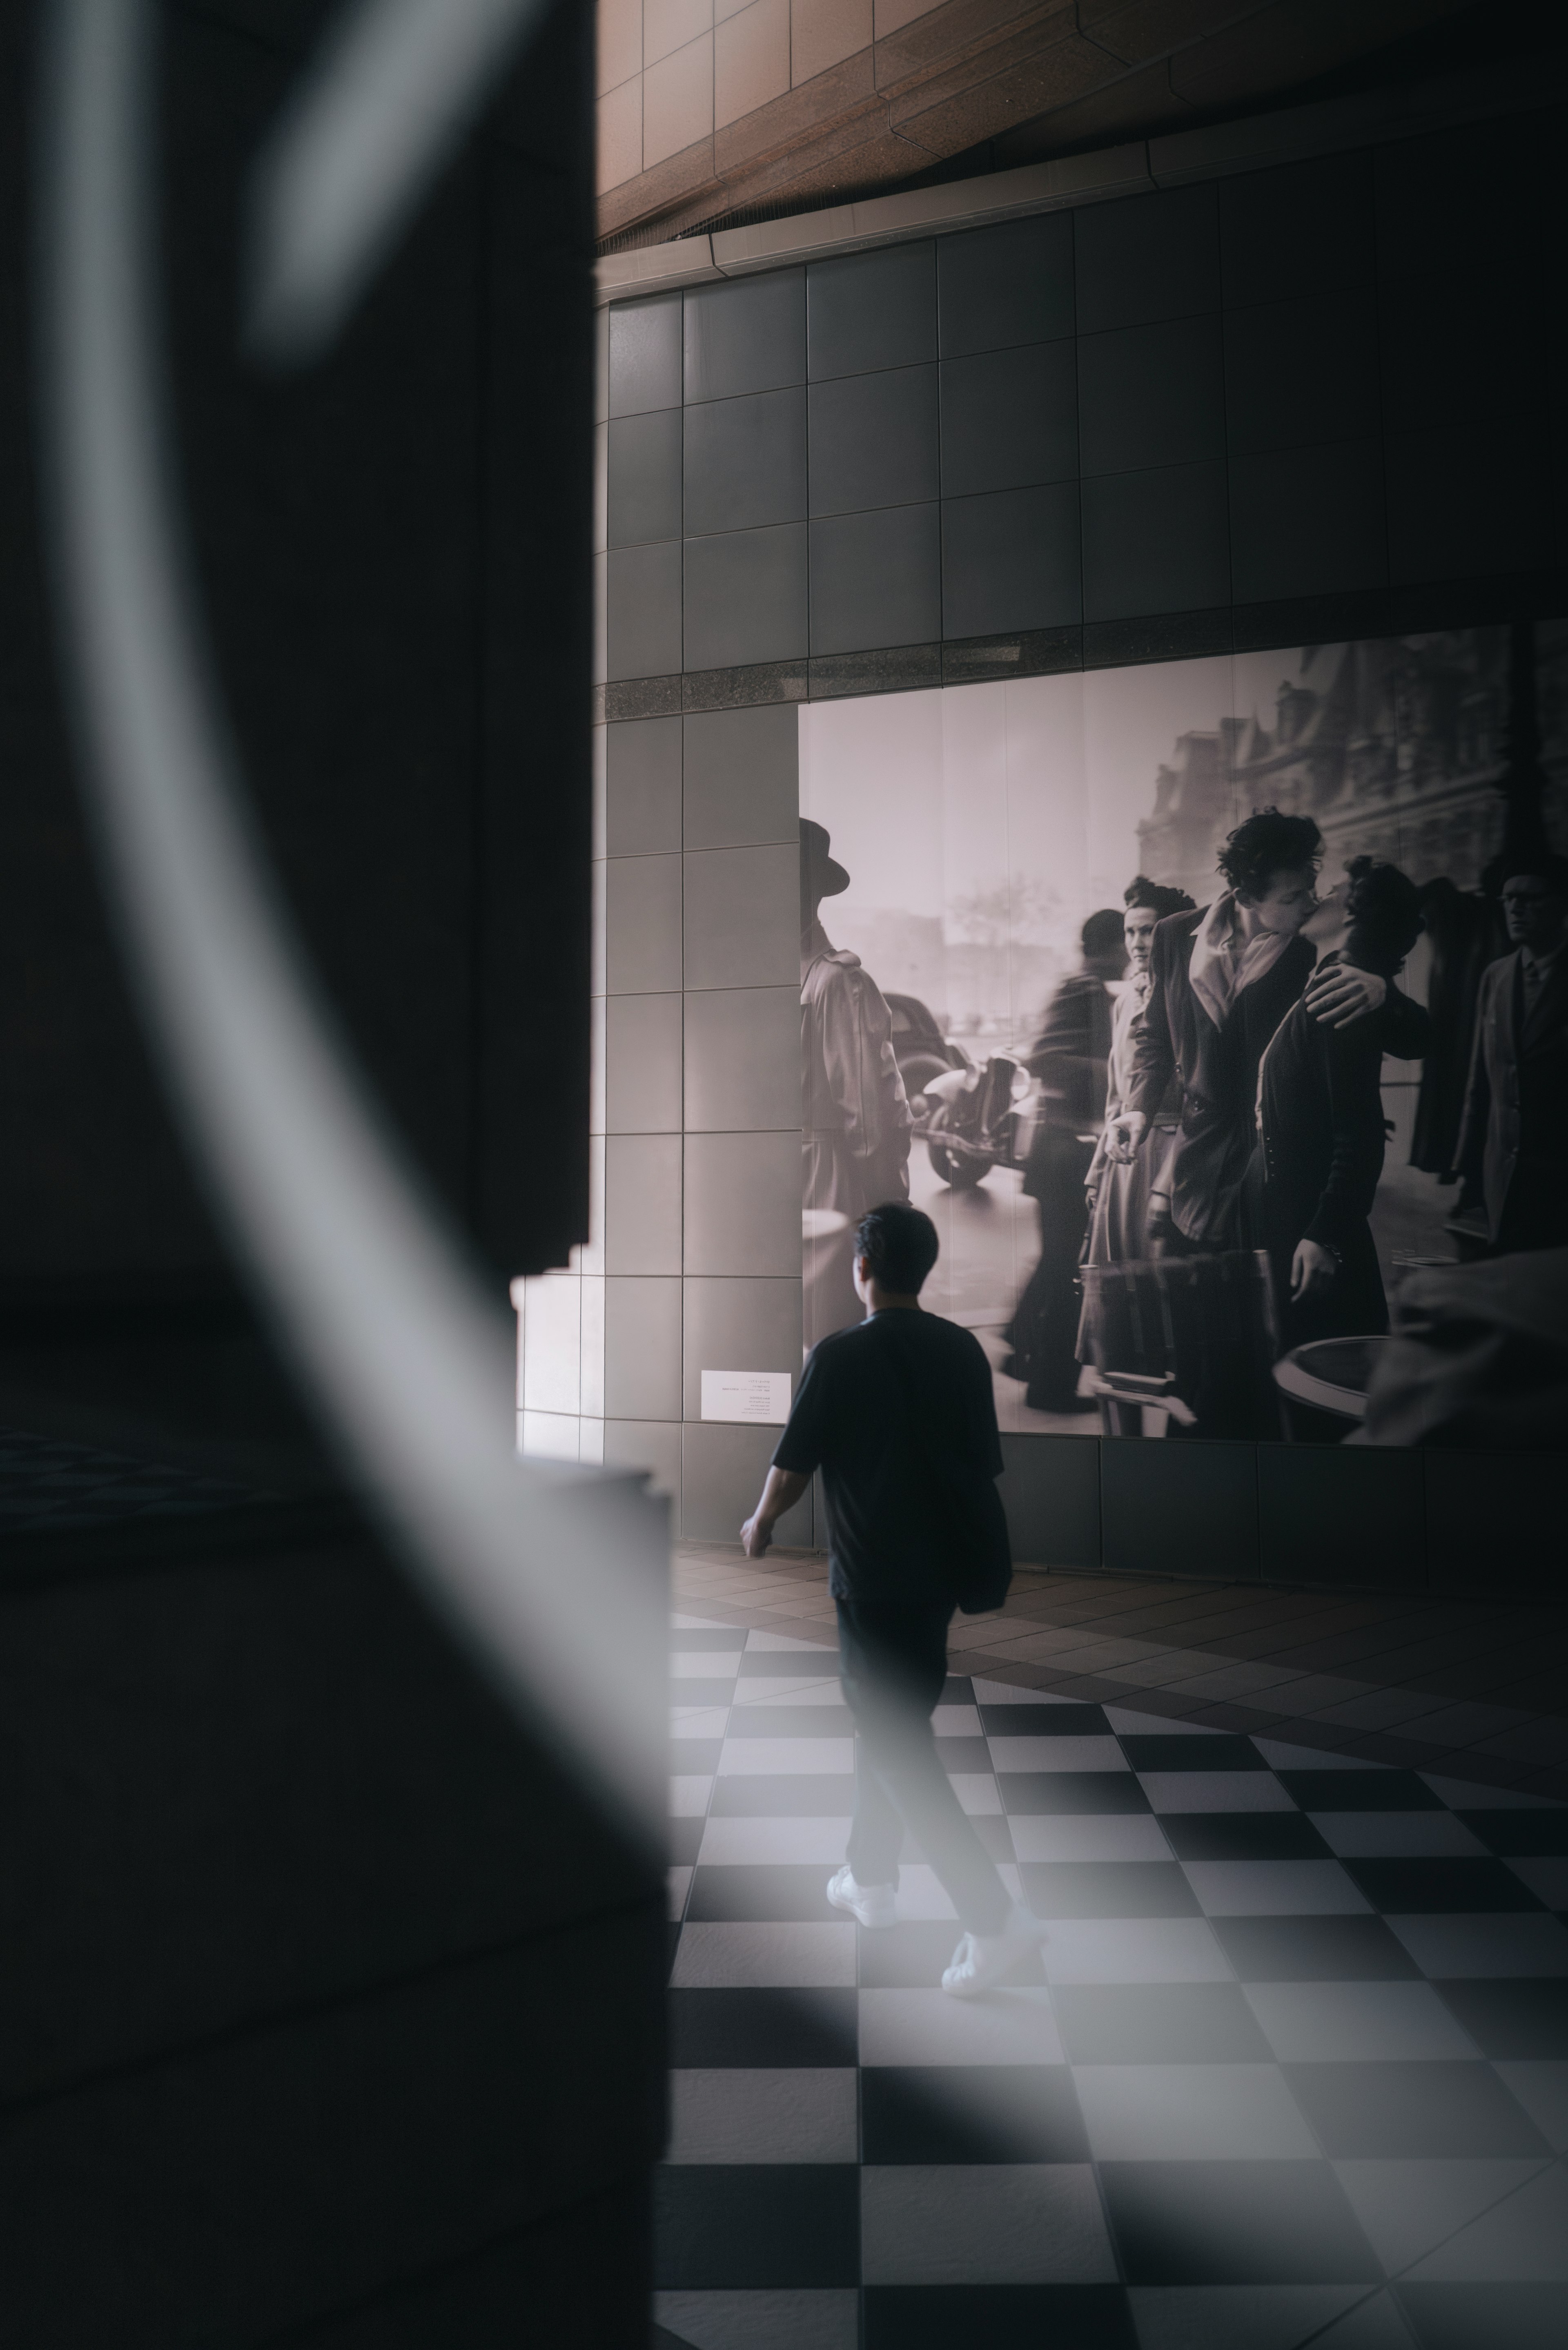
1305, 965, 1387, 1028
740, 1514, 773, 1558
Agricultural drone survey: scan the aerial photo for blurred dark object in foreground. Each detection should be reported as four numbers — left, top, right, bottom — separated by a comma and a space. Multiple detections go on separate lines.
1353, 1251, 1568, 1449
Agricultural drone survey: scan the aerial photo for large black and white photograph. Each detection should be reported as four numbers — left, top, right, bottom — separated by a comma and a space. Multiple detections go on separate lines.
800, 624, 1568, 1446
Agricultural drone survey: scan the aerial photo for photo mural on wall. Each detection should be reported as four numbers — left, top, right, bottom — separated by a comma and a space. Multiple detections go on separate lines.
799, 623, 1568, 1449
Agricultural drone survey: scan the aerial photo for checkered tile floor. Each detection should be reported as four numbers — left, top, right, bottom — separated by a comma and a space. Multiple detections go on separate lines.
658, 1615, 1568, 2350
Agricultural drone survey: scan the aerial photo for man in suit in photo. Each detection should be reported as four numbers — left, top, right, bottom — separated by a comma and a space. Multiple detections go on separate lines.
1455, 854, 1568, 1255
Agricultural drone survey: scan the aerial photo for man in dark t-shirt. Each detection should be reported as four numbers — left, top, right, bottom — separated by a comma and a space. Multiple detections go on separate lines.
741, 1202, 1049, 1999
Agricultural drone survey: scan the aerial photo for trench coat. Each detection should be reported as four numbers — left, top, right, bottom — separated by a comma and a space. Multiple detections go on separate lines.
1454, 948, 1568, 1251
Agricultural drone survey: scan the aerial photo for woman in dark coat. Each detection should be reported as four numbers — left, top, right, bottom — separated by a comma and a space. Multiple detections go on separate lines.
1253, 858, 1426, 1349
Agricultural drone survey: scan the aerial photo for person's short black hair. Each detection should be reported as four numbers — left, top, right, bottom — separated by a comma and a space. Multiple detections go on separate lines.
1216, 807, 1323, 900
1504, 851, 1568, 893
1081, 907, 1126, 960
1344, 855, 1423, 968
1124, 875, 1196, 920
855, 1201, 939, 1295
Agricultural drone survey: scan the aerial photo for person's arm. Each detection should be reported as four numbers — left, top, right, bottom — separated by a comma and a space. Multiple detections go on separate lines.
742, 1466, 810, 1558
1293, 1023, 1385, 1300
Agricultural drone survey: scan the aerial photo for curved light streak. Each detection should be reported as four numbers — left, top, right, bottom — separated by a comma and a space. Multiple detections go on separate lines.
246, 0, 553, 365
37, 0, 663, 1855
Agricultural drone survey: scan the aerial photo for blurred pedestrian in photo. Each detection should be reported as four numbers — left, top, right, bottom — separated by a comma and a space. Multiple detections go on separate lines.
1082, 877, 1195, 1270
1455, 852, 1568, 1255
740, 1202, 1049, 1999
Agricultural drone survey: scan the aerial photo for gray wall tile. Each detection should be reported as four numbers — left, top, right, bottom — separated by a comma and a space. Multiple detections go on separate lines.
605, 991, 684, 1133
683, 524, 808, 671
684, 702, 800, 850
684, 843, 800, 991
605, 854, 682, 994
608, 292, 682, 417
685, 270, 806, 404
1078, 314, 1225, 477
1229, 440, 1386, 604
938, 210, 1075, 358
941, 482, 1081, 638
592, 722, 608, 860
684, 1131, 801, 1276
607, 408, 682, 548
1385, 427, 1558, 582
684, 985, 800, 1133
1102, 1438, 1258, 1580
682, 1277, 802, 1420
999, 1434, 1100, 1568
604, 1134, 683, 1274
593, 419, 607, 556
810, 504, 942, 656
1220, 151, 1374, 309
602, 1277, 682, 1420
684, 387, 807, 537
682, 1420, 812, 1544
607, 541, 681, 680
807, 242, 936, 381
607, 715, 682, 856
1223, 291, 1380, 457
602, 1419, 684, 1514
808, 366, 939, 517
1081, 462, 1229, 621
1075, 184, 1220, 334
940, 342, 1078, 497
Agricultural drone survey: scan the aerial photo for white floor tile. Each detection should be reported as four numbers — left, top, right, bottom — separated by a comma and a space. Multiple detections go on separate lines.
1494, 2062, 1568, 2152
1043, 1917, 1235, 1984
1105, 1708, 1227, 1737
1422, 1775, 1563, 1810
1182, 1859, 1371, 1915
1507, 1856, 1568, 1908
1140, 1770, 1297, 1814
860, 2163, 1116, 2284
666, 2068, 858, 2164
932, 1703, 981, 1735
973, 1679, 1084, 1706
1128, 2284, 1365, 2350
697, 1816, 850, 1865
1245, 1980, 1479, 2062
1072, 2062, 1317, 2160
858, 1987, 1062, 2067
1254, 1739, 1389, 1771
948, 1773, 1003, 1815
1333, 2158, 1551, 2273
1311, 1810, 1488, 1857
669, 1921, 858, 1988
668, 1866, 693, 1920
989, 1735, 1129, 1773
1388, 1912, 1568, 1978
889, 1862, 960, 1920
672, 1709, 731, 1739
670, 1775, 714, 1818
716, 1738, 855, 1775
1403, 2159, 1568, 2280
1011, 1813, 1174, 1863
731, 1678, 843, 1705
654, 2290, 858, 2350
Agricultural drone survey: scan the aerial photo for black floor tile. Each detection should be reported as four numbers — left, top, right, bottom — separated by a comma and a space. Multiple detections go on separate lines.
1459, 1810, 1568, 1857
708, 1775, 857, 1815
721, 1708, 853, 1739
1052, 1982, 1273, 2064
1280, 1770, 1442, 1812
1017, 1861, 1201, 1917
865, 2284, 1138, 2349
1397, 2282, 1568, 2350
668, 1987, 859, 2068
1284, 2060, 1550, 2158
1432, 1978, 1568, 2058
1101, 2159, 1381, 2284
653, 2165, 859, 2287
978, 1704, 1109, 1736
1001, 1772, 1152, 1815
861, 2064, 1089, 2163
934, 1737, 993, 1770
858, 1920, 1047, 1989
1344, 1859, 1544, 1914
669, 1817, 706, 1866
942, 1676, 974, 1702
1121, 1735, 1263, 1772
686, 1866, 842, 1922
1161, 1812, 1334, 1862
1212, 1913, 1421, 1980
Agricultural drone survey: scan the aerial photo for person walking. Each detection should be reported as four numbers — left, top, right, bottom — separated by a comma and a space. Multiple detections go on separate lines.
740, 1200, 1047, 1999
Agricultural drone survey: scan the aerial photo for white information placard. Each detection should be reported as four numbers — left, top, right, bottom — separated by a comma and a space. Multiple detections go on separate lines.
701, 1369, 793, 1425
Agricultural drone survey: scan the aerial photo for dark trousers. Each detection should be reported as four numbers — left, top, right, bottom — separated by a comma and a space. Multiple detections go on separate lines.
835, 1596, 1011, 1936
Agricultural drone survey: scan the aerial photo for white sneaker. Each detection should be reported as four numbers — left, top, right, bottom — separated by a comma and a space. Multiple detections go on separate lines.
941, 1904, 1049, 1998
826, 1866, 897, 1929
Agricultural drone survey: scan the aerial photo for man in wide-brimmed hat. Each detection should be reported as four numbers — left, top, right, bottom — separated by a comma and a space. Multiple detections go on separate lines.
800, 820, 912, 1347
